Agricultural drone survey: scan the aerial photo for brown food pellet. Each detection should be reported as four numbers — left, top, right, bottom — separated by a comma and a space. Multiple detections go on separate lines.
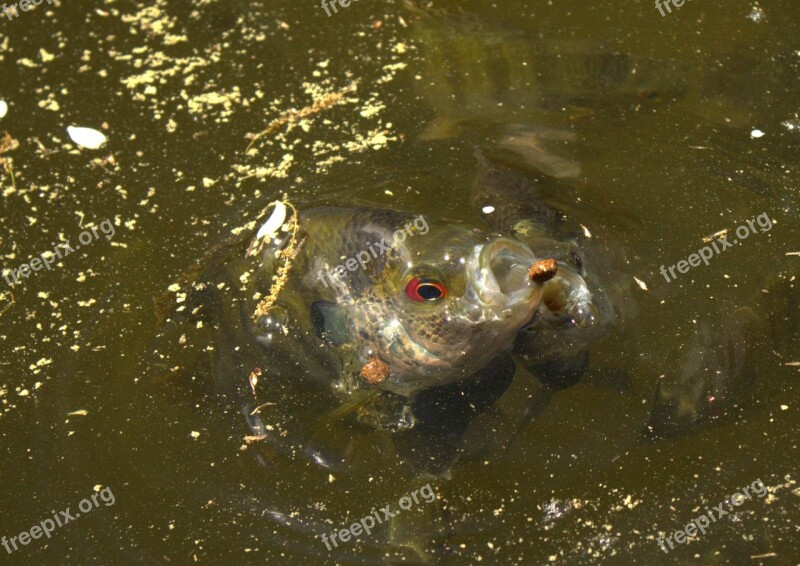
529, 258, 558, 284
360, 356, 391, 384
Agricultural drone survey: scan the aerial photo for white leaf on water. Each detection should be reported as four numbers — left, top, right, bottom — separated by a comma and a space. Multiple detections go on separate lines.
633, 276, 648, 291
482, 205, 495, 214
750, 129, 765, 139
66, 125, 107, 149
256, 201, 287, 240
0, 100, 7, 119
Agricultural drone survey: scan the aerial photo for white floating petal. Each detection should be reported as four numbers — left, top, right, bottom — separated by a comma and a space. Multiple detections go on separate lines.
750, 129, 765, 139
256, 201, 287, 240
634, 276, 648, 291
67, 125, 107, 149
0, 100, 7, 119
482, 205, 495, 214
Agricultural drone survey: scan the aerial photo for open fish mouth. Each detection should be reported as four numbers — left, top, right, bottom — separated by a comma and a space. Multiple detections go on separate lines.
470, 237, 541, 312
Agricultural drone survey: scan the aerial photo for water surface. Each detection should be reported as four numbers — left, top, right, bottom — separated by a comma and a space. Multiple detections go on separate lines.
0, 0, 798, 564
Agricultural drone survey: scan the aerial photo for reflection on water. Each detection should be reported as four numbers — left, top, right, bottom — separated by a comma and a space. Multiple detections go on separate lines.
0, 0, 798, 564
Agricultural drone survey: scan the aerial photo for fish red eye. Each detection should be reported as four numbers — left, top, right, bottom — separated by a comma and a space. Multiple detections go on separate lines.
405, 277, 447, 302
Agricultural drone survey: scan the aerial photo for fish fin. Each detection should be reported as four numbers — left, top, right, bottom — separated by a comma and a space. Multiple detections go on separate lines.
305, 390, 380, 434
496, 130, 582, 179
311, 301, 351, 346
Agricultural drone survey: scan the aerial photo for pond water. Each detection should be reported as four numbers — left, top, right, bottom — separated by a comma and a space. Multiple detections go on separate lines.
0, 0, 798, 564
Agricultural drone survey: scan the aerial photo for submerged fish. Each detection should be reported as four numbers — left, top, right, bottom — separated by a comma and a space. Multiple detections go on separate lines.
471, 151, 618, 387
403, 1, 688, 176
153, 196, 586, 436
250, 207, 549, 397
644, 261, 799, 438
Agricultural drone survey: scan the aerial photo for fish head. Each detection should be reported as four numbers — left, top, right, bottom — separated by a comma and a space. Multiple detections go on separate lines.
318, 216, 545, 395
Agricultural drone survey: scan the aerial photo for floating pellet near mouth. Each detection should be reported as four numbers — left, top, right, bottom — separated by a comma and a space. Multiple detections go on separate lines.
529, 258, 558, 284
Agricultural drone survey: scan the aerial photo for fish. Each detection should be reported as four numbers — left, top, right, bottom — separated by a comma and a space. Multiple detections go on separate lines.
643, 260, 800, 439
152, 202, 563, 443
248, 206, 550, 397
403, 1, 688, 176
471, 151, 618, 388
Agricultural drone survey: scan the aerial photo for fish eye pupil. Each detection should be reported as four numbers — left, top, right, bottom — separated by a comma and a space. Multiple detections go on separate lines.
405, 277, 447, 302
418, 283, 442, 300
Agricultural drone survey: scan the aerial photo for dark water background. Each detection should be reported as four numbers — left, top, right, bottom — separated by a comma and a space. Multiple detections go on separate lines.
0, 0, 798, 564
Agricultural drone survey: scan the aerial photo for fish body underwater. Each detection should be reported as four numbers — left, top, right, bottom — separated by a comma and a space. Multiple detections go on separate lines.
471, 152, 619, 387
402, 0, 688, 180
152, 152, 614, 444
644, 260, 800, 438
222, 205, 564, 398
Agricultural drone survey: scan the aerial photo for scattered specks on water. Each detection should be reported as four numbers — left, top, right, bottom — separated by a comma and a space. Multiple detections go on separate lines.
0, 1, 797, 562
747, 3, 766, 22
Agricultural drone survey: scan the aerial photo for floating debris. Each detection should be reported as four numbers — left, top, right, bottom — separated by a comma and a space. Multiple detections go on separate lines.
703, 229, 729, 243
750, 128, 765, 139
782, 115, 800, 131
252, 200, 302, 322
0, 100, 7, 119
360, 356, 391, 384
482, 205, 495, 214
0, 131, 18, 190
0, 290, 14, 317
245, 80, 359, 154
255, 201, 287, 241
529, 258, 558, 284
66, 125, 107, 149
67, 410, 89, 416
580, 224, 592, 239
634, 276, 649, 291
747, 3, 766, 22
248, 368, 262, 396
249, 402, 276, 416
243, 435, 267, 443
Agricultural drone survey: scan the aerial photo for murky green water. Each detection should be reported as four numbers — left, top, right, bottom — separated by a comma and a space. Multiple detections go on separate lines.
1, 0, 798, 564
